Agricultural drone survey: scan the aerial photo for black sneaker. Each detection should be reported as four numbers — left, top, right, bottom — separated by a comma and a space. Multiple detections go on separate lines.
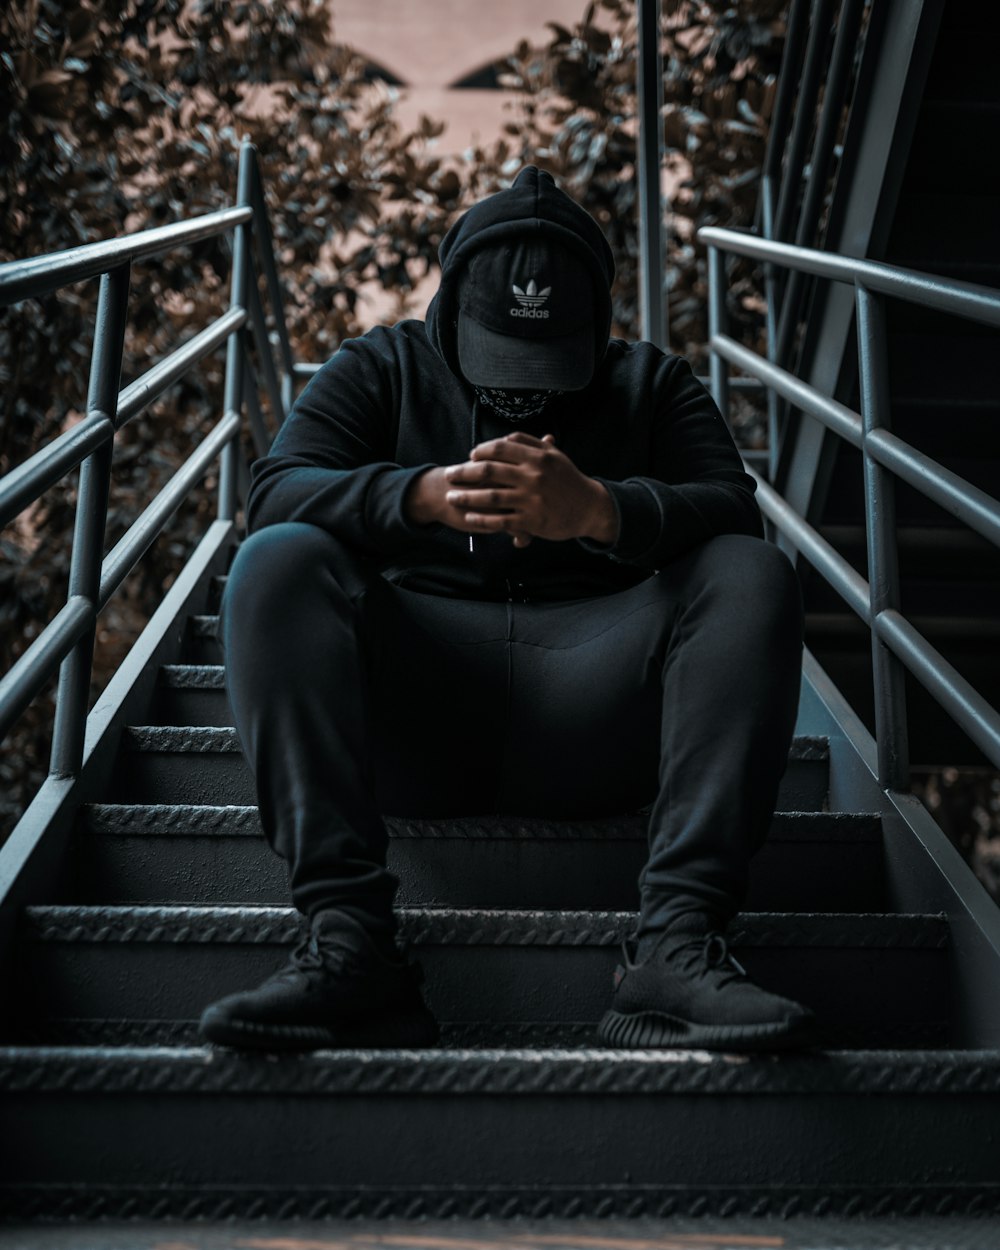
198, 909, 440, 1051
596, 919, 819, 1052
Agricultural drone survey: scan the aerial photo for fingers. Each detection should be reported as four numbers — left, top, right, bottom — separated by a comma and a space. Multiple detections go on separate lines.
444, 458, 522, 486
505, 431, 551, 446
468, 436, 536, 464
452, 433, 553, 547
460, 510, 525, 532
447, 486, 524, 512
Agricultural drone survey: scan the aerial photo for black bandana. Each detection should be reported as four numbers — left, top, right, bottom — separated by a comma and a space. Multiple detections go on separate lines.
474, 386, 562, 421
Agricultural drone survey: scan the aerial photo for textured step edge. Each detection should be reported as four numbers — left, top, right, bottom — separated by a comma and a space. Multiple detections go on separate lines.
80, 803, 881, 843
159, 664, 225, 689
20, 905, 949, 949
121, 725, 831, 761
1, 1044, 998, 1095
3, 1181, 998, 1221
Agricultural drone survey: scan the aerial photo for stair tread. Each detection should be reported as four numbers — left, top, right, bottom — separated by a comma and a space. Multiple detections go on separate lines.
20, 903, 949, 949
118, 725, 832, 759
9, 1015, 949, 1051
80, 802, 881, 843
159, 664, 226, 688
0, 1043, 996, 1095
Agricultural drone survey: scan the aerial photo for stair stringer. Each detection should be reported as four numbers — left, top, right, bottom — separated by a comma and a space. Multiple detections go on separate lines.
773, 0, 946, 562
0, 519, 238, 1003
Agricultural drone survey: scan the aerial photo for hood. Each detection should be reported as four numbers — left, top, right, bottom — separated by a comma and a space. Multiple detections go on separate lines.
425, 165, 616, 384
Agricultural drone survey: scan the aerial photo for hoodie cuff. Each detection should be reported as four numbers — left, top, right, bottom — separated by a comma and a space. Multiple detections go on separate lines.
365, 463, 448, 544
575, 476, 662, 563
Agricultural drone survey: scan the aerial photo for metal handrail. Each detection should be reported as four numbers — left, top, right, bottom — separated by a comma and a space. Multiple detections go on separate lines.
0, 141, 293, 772
700, 227, 1000, 327
247, 155, 296, 414
700, 224, 1000, 788
711, 333, 1000, 548
0, 207, 252, 308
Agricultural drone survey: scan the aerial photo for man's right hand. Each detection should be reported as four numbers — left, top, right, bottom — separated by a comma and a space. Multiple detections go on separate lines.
405, 465, 534, 547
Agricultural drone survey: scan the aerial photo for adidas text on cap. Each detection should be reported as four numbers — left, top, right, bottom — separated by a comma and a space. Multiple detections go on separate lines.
456, 239, 596, 390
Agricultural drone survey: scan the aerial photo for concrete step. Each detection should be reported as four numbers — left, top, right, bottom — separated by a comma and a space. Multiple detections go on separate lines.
1, 1042, 997, 1220
74, 803, 887, 913
106, 725, 833, 813
10, 905, 951, 1050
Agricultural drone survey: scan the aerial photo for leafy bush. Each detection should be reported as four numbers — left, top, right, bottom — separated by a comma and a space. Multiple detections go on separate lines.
0, 0, 468, 835
472, 0, 786, 365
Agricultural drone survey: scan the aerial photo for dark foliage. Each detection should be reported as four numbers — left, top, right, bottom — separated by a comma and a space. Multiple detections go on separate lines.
0, 0, 467, 835
470, 0, 785, 368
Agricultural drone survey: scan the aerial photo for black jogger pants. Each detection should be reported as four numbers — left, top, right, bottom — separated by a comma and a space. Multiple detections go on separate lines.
219, 522, 804, 950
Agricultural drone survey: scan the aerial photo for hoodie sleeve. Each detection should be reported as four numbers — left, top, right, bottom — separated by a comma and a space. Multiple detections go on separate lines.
576, 354, 764, 566
244, 329, 445, 556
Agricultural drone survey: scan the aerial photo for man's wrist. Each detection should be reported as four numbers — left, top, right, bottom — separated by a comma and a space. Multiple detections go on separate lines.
404, 467, 438, 527
582, 478, 620, 545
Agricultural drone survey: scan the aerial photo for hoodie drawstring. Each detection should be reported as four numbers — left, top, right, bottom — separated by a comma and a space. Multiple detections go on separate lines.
469, 395, 480, 554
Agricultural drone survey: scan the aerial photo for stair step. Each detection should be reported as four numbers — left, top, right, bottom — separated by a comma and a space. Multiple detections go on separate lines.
0, 1040, 989, 1095
108, 726, 832, 812
75, 804, 886, 912
153, 664, 230, 725
817, 523, 1000, 571
903, 101, 1000, 194
810, 445, 1000, 537
886, 330, 1000, 401
924, 29, 1000, 100
2, 1042, 998, 1219
806, 612, 1000, 640
13, 1014, 938, 1050
160, 663, 226, 688
883, 189, 1000, 276
819, 443, 1000, 528
11, 905, 951, 1050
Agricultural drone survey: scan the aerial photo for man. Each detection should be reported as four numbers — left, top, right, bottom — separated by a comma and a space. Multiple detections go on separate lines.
198, 165, 816, 1053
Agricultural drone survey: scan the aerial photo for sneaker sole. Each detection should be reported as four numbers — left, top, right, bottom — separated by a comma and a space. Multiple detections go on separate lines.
596, 1007, 819, 1052
199, 1005, 441, 1052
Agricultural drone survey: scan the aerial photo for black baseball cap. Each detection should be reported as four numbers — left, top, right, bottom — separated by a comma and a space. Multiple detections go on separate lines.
456, 238, 596, 390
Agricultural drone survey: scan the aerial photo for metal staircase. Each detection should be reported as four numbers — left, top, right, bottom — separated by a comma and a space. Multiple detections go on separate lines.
4, 546, 1000, 1218
756, 0, 1000, 767
3, 0, 1000, 1223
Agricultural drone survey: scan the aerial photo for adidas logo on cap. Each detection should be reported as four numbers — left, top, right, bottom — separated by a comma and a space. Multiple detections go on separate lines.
511, 279, 551, 319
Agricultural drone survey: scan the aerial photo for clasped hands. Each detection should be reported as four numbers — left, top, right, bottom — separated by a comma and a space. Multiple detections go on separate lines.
406, 430, 619, 549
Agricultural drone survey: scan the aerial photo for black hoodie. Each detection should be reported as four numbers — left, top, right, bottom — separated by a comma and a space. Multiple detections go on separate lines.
245, 166, 764, 601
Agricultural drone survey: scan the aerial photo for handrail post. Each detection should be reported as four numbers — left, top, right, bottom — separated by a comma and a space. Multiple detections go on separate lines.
247, 153, 296, 419
761, 178, 781, 482
707, 246, 730, 424
856, 282, 909, 791
49, 263, 129, 777
637, 0, 667, 350
219, 143, 254, 523
774, 0, 836, 247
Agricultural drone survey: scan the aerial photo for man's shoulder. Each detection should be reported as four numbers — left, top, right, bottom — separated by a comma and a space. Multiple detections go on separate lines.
600, 338, 693, 386
320, 319, 430, 362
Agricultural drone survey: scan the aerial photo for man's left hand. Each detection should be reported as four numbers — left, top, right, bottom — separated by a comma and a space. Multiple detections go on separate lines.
443, 430, 619, 549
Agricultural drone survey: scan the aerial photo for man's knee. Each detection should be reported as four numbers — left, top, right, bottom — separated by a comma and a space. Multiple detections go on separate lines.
221, 523, 368, 628
673, 534, 803, 629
